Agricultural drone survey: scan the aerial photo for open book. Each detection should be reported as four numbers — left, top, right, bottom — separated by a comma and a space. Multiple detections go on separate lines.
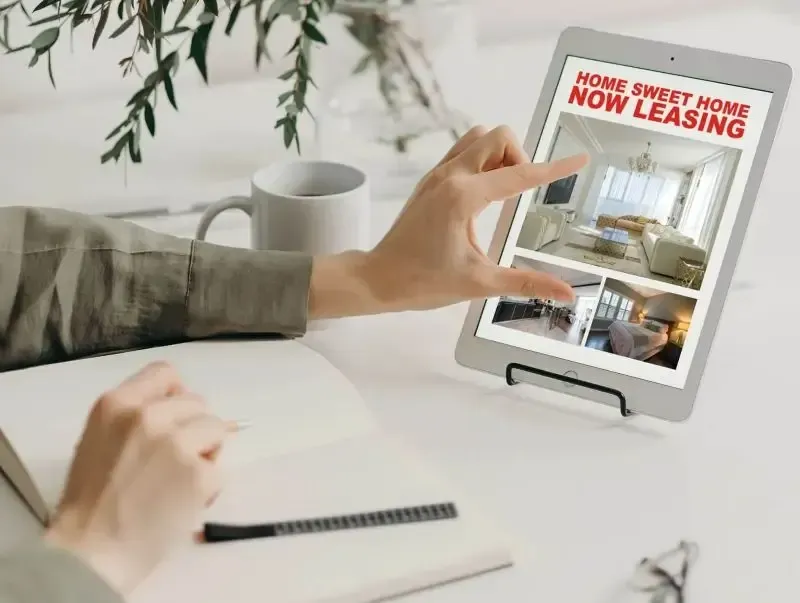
0, 339, 513, 602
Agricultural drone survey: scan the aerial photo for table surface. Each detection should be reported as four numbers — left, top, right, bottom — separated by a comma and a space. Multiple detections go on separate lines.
4, 6, 800, 602
126, 9, 800, 601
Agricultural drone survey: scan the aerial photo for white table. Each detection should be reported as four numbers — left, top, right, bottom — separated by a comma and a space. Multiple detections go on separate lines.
4, 7, 800, 602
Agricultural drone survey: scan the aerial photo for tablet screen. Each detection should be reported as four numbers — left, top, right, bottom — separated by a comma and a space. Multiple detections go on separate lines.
474, 56, 773, 388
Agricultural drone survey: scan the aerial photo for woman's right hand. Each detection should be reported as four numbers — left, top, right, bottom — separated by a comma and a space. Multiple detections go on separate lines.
44, 361, 227, 595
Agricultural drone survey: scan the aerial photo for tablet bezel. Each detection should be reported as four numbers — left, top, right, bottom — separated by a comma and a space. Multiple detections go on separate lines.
455, 26, 792, 422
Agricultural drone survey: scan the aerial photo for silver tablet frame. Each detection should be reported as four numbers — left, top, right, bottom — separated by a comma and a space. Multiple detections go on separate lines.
455, 26, 792, 422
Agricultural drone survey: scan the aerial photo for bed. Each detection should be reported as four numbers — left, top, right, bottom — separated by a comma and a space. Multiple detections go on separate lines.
608, 318, 670, 361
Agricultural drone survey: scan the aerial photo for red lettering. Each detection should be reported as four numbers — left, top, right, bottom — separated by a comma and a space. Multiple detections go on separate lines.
568, 86, 629, 114
568, 85, 588, 106
727, 118, 745, 139
631, 99, 747, 139
574, 72, 627, 92
662, 105, 682, 127
682, 109, 699, 130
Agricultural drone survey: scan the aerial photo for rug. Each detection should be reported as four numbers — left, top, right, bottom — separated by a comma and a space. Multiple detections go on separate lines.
564, 242, 641, 263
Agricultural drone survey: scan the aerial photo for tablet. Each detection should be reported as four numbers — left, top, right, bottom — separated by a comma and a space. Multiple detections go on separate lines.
455, 27, 792, 421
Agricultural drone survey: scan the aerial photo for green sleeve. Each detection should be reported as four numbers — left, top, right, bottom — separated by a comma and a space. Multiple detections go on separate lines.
0, 545, 121, 603
0, 207, 313, 371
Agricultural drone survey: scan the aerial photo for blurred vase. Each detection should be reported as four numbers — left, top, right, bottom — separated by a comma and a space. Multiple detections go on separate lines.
316, 0, 477, 201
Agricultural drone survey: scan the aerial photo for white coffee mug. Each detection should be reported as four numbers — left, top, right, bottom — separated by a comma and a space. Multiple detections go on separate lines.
196, 160, 370, 255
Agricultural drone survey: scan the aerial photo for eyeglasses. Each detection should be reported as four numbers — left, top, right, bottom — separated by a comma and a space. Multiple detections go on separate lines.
628, 540, 699, 603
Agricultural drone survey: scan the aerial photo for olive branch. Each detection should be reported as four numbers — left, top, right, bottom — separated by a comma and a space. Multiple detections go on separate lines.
0, 0, 334, 164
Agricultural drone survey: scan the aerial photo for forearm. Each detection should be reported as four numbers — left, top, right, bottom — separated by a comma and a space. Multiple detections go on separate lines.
0, 207, 312, 371
0, 544, 122, 603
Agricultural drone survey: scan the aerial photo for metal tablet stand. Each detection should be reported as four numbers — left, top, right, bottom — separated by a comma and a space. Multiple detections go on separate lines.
505, 362, 633, 417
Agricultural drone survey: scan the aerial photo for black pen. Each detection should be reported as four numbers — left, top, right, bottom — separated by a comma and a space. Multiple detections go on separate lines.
201, 502, 459, 543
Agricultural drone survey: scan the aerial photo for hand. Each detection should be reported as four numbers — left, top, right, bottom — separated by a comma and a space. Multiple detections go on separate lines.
309, 125, 589, 318
44, 362, 226, 595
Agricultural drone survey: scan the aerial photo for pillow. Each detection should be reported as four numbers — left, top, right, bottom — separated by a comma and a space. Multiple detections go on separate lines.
641, 320, 666, 333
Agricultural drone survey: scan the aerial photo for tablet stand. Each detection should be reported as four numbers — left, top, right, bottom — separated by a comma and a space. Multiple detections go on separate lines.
505, 362, 633, 417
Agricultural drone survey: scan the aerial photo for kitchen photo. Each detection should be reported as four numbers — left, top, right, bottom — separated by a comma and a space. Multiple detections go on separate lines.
583, 277, 696, 369
491, 256, 603, 346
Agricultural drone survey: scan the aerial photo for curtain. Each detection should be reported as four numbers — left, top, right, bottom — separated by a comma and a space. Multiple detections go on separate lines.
594, 167, 681, 223
678, 154, 725, 245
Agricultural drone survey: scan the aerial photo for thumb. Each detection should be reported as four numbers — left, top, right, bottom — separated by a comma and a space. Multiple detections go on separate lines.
487, 266, 576, 303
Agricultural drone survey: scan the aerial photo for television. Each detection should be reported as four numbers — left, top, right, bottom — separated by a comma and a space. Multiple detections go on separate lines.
542, 174, 577, 205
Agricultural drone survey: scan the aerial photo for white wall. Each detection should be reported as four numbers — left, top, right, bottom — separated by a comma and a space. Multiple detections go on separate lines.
534, 114, 600, 214
0, 0, 790, 215
642, 294, 695, 323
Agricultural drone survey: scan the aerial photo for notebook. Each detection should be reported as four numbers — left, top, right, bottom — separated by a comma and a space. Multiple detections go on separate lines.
0, 339, 513, 602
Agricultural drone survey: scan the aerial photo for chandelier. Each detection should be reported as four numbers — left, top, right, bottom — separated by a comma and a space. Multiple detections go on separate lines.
628, 142, 658, 174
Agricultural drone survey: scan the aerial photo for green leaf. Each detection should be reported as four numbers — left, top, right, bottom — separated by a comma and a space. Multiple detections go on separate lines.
188, 21, 212, 82
224, 0, 239, 35
143, 101, 156, 135
29, 13, 65, 25
277, 68, 294, 80
28, 51, 38, 66
46, 49, 55, 86
30, 27, 58, 50
109, 14, 135, 38
285, 102, 298, 115
305, 2, 317, 22
266, 0, 291, 21
352, 53, 372, 75
105, 119, 128, 140
277, 90, 292, 106
92, 7, 109, 48
101, 131, 130, 163
126, 87, 149, 107
32, 0, 59, 12
202, 0, 217, 15
301, 20, 326, 44
163, 73, 177, 109
282, 117, 294, 148
197, 10, 214, 23
175, 0, 197, 25
127, 130, 141, 163
116, 0, 123, 19
143, 70, 160, 88
156, 26, 190, 37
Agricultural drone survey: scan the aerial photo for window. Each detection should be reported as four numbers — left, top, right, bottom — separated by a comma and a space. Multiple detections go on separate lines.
594, 167, 681, 224
678, 154, 725, 246
596, 290, 634, 321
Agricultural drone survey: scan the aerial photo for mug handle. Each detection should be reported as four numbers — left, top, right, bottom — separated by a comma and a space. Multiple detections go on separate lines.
196, 196, 254, 240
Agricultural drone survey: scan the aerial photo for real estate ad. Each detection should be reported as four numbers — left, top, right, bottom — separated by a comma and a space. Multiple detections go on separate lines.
475, 56, 773, 388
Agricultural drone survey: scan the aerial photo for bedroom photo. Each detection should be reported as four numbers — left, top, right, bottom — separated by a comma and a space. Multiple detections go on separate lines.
491, 256, 602, 346
516, 112, 741, 293
583, 278, 696, 369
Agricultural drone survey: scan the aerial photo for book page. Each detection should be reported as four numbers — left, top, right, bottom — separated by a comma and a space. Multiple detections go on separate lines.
133, 432, 513, 603
0, 339, 377, 514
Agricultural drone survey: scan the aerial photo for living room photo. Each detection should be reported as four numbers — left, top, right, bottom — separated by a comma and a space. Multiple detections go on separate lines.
491, 257, 602, 346
516, 112, 741, 293
583, 277, 696, 369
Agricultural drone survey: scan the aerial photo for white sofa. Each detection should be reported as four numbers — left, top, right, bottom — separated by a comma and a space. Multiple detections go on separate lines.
517, 206, 568, 251
641, 223, 707, 278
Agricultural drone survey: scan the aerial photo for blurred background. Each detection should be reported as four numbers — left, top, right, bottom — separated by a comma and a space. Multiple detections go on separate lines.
0, 0, 796, 219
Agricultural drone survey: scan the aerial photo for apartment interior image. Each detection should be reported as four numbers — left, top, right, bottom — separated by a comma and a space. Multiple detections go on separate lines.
516, 113, 740, 290
584, 279, 696, 369
492, 257, 602, 346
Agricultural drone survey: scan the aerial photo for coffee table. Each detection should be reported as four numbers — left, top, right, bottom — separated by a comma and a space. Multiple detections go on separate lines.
592, 227, 629, 259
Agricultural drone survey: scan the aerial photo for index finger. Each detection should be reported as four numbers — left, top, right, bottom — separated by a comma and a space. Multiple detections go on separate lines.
471, 153, 589, 210
115, 361, 186, 403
